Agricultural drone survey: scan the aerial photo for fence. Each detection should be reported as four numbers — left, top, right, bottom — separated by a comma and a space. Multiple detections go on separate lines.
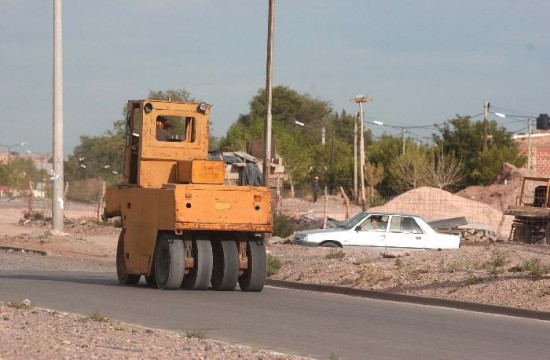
7, 181, 514, 238
276, 183, 513, 238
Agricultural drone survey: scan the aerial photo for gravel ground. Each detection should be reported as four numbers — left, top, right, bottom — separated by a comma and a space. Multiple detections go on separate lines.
1, 202, 550, 358
268, 241, 550, 312
0, 298, 307, 360
0, 251, 309, 360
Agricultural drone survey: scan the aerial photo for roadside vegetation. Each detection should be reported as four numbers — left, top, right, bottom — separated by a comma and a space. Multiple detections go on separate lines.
2, 86, 526, 206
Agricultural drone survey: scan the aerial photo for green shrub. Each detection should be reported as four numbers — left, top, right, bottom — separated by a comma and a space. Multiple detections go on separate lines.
272, 212, 296, 238
395, 257, 403, 269
325, 250, 345, 260
464, 273, 484, 286
485, 251, 510, 276
87, 310, 110, 322
267, 254, 282, 276
517, 258, 550, 280
31, 211, 45, 221
184, 330, 207, 339
6, 301, 32, 310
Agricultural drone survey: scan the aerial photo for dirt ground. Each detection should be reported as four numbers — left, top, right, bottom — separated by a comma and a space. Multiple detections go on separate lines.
1, 199, 550, 313
0, 201, 311, 360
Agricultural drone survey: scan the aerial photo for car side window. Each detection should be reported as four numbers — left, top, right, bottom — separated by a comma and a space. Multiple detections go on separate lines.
360, 216, 388, 232
401, 217, 423, 234
388, 216, 422, 234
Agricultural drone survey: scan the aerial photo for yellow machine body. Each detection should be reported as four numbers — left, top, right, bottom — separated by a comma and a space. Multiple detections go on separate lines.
105, 100, 272, 288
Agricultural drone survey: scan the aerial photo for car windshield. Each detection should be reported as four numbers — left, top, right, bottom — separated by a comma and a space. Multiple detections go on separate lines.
338, 212, 368, 230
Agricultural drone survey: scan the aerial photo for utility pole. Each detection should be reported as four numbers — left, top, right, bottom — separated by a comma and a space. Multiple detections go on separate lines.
350, 95, 372, 210
353, 112, 358, 202
52, 0, 64, 233
483, 101, 490, 151
263, 0, 275, 188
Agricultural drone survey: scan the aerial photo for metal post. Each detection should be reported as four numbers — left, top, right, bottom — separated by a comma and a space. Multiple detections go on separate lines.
528, 118, 532, 169
483, 101, 489, 151
263, 0, 275, 189
52, 0, 64, 233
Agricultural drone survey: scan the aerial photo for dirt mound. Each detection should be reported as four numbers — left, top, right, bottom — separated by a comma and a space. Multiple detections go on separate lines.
456, 163, 539, 211
370, 186, 506, 234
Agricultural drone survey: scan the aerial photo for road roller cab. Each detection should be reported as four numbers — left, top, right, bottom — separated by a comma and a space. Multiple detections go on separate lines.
105, 99, 272, 291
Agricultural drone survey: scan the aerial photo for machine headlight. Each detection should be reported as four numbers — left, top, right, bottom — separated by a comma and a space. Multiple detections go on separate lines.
197, 102, 208, 113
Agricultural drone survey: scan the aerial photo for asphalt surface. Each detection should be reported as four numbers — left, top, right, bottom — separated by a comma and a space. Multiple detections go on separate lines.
1, 268, 550, 359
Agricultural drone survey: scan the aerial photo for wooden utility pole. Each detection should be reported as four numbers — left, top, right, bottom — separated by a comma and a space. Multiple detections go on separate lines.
353, 112, 358, 202
350, 95, 372, 210
482, 101, 489, 151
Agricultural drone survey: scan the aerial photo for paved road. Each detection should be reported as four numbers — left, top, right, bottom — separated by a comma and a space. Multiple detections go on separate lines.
1, 270, 549, 359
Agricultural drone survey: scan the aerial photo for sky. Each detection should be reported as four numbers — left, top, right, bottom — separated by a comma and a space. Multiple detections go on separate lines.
1, 0, 549, 155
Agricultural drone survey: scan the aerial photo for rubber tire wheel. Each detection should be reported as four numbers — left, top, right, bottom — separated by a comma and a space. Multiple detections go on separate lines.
320, 242, 339, 248
154, 233, 185, 290
116, 230, 140, 285
238, 237, 267, 292
183, 239, 213, 290
211, 241, 239, 291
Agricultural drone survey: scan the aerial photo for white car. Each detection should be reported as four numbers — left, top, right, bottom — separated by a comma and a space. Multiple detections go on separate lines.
293, 212, 460, 250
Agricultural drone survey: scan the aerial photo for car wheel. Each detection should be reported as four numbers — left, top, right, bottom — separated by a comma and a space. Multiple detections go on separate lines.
320, 241, 340, 248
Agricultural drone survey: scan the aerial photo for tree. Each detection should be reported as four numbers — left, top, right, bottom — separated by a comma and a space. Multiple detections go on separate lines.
433, 115, 524, 186
365, 135, 402, 196
364, 161, 384, 207
65, 134, 125, 184
2, 157, 39, 192
470, 146, 526, 185
388, 147, 430, 193
148, 89, 194, 102
219, 85, 345, 190
424, 150, 465, 190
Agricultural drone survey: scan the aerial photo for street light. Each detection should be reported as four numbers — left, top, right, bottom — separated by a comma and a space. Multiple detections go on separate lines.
25, 150, 51, 178
294, 120, 326, 145
0, 141, 28, 167
494, 111, 533, 169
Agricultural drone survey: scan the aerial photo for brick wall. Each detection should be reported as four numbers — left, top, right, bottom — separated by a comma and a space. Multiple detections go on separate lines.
514, 132, 550, 176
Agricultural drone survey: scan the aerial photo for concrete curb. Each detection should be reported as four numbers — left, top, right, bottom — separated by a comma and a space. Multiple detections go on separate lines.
0, 246, 49, 256
266, 279, 550, 321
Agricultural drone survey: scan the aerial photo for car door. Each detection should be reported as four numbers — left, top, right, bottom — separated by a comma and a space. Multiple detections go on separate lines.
350, 216, 386, 247
384, 215, 426, 249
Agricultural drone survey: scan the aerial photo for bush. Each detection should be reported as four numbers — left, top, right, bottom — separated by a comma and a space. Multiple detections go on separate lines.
267, 254, 282, 276
31, 211, 45, 221
485, 250, 510, 276
516, 258, 550, 280
464, 273, 484, 286
272, 212, 296, 238
325, 250, 345, 260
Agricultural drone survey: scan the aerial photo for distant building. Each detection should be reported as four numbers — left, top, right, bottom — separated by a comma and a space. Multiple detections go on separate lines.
513, 128, 550, 176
